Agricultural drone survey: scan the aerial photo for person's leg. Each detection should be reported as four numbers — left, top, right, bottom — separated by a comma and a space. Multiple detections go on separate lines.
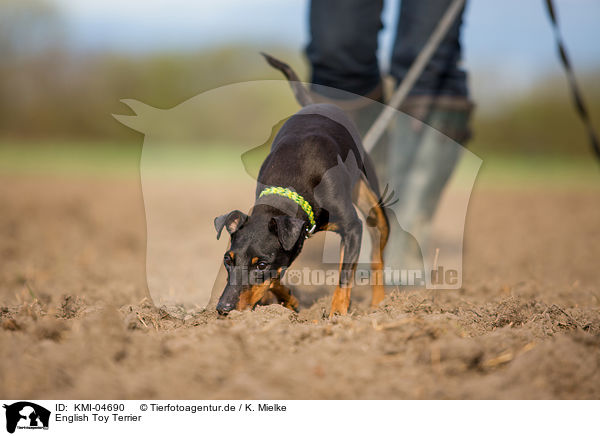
391, 0, 468, 98
307, 0, 383, 99
380, 0, 473, 281
306, 0, 385, 136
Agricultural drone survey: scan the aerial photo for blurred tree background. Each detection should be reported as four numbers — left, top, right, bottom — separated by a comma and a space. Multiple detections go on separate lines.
0, 0, 599, 161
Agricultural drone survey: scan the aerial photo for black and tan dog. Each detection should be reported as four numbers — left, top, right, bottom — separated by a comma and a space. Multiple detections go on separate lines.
214, 53, 389, 317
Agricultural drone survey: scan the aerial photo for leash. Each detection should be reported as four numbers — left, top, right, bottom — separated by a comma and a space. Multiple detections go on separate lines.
259, 186, 317, 238
544, 0, 600, 161
363, 0, 466, 153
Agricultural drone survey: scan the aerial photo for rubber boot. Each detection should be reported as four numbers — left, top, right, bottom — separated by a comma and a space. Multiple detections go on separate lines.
377, 95, 473, 285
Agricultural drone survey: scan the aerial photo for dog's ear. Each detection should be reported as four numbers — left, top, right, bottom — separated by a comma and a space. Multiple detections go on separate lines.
214, 210, 248, 240
269, 216, 305, 251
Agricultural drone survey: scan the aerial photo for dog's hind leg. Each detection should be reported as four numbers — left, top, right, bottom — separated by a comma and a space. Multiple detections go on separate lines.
353, 177, 390, 308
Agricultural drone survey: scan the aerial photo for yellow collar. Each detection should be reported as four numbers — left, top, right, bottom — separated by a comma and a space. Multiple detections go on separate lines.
259, 186, 316, 235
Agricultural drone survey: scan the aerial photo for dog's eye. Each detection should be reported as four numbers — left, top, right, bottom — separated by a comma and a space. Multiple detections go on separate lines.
257, 261, 268, 270
224, 256, 233, 267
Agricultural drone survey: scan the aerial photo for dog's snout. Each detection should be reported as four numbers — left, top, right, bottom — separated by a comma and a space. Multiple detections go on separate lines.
217, 283, 241, 315
216, 302, 235, 316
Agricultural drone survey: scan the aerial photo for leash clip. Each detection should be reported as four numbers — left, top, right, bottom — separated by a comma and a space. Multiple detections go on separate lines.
305, 224, 316, 239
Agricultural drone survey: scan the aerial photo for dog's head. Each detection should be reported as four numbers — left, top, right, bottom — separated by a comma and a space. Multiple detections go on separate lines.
214, 209, 306, 315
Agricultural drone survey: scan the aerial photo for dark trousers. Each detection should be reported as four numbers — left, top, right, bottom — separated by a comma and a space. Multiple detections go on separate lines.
306, 0, 469, 99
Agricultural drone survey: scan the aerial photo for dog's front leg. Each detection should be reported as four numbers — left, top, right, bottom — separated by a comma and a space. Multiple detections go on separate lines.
269, 279, 299, 312
330, 221, 362, 317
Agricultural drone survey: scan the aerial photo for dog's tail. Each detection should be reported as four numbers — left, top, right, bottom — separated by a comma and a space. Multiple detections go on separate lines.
261, 52, 313, 107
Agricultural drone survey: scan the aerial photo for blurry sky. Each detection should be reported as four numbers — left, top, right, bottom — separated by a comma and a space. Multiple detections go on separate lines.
52, 0, 600, 102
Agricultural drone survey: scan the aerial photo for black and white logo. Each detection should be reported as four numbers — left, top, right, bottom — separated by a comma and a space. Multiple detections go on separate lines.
3, 402, 50, 434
